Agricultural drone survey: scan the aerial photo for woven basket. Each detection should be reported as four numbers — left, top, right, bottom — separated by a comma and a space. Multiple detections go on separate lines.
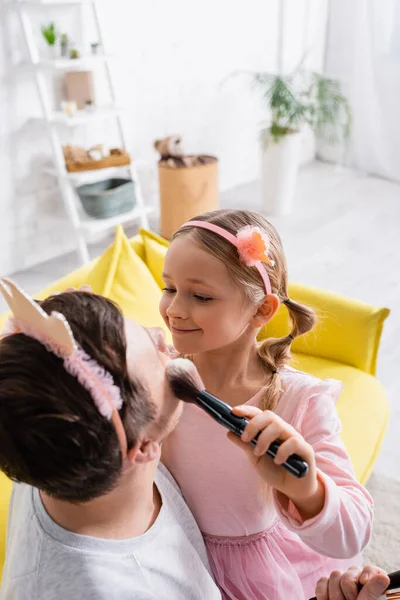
76, 178, 136, 219
158, 156, 219, 239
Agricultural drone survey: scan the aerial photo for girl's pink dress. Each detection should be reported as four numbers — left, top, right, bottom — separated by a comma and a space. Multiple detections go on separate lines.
162, 368, 373, 600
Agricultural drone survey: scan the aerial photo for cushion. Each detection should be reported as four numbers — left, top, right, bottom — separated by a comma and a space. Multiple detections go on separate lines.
291, 352, 389, 484
139, 228, 169, 290
259, 282, 390, 375
129, 235, 146, 262
86, 225, 168, 334
0, 473, 12, 581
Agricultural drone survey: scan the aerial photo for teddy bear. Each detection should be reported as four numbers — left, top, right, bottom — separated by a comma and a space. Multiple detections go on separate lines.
154, 135, 212, 168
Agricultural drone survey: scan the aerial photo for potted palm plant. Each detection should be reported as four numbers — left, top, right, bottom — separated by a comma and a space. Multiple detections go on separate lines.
41, 22, 58, 59
251, 69, 351, 215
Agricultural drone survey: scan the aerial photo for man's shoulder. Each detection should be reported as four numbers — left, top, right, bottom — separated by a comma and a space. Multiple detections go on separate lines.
2, 476, 220, 600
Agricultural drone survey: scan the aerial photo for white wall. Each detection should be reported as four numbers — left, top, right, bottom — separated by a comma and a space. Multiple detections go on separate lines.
0, 0, 328, 275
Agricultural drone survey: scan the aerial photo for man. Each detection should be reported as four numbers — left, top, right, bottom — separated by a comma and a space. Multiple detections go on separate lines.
0, 289, 220, 599
0, 287, 390, 600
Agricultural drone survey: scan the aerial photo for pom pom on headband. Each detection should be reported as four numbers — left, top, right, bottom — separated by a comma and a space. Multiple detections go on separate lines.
179, 220, 274, 296
0, 278, 128, 458
236, 226, 275, 268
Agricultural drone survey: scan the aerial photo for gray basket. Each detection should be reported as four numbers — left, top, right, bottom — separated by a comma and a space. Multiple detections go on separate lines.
76, 178, 136, 219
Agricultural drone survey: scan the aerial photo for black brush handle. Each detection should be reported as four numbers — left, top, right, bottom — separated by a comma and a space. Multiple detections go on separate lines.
308, 569, 400, 600
249, 431, 308, 478
197, 391, 308, 478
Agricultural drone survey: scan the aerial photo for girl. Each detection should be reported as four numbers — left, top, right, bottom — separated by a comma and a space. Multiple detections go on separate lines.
160, 209, 373, 600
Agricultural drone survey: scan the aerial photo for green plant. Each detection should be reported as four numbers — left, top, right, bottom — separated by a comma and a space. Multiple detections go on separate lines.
251, 69, 351, 147
70, 48, 80, 59
60, 33, 69, 44
41, 22, 57, 46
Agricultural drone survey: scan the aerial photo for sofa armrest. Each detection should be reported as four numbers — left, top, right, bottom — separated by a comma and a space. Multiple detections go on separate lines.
258, 282, 389, 375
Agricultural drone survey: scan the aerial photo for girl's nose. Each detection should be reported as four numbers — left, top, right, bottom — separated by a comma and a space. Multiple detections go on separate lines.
166, 295, 188, 320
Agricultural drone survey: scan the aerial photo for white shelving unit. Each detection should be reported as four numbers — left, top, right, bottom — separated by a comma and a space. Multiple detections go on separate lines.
35, 105, 121, 126
8, 0, 151, 264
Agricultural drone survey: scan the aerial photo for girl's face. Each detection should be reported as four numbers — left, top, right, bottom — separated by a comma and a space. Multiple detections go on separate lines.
159, 235, 258, 355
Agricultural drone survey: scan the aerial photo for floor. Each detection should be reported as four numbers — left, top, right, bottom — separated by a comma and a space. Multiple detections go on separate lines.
1, 161, 399, 480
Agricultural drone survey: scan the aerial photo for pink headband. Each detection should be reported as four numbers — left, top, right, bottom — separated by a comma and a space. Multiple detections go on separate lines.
180, 220, 274, 295
0, 279, 128, 459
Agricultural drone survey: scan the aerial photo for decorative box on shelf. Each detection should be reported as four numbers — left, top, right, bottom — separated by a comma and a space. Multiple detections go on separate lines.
63, 145, 131, 173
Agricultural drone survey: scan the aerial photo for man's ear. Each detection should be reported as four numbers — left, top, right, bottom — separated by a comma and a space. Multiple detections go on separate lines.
128, 438, 161, 465
250, 294, 280, 328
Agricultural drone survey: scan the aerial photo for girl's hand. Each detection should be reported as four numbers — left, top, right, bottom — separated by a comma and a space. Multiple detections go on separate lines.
228, 405, 325, 520
315, 565, 389, 600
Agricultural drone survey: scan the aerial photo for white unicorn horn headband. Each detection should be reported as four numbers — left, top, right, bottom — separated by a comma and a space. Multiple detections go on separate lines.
0, 278, 128, 458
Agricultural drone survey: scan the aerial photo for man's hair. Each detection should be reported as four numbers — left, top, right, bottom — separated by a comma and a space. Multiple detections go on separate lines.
0, 292, 155, 502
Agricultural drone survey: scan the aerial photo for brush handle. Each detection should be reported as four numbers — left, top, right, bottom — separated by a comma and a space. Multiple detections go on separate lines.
308, 569, 400, 600
197, 391, 308, 478
249, 433, 308, 478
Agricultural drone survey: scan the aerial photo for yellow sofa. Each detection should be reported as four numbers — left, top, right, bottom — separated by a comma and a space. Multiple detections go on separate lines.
0, 227, 390, 581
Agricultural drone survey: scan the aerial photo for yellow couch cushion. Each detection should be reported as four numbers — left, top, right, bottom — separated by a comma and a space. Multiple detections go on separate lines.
139, 228, 169, 290
0, 473, 12, 581
259, 283, 390, 375
86, 226, 168, 333
291, 353, 389, 485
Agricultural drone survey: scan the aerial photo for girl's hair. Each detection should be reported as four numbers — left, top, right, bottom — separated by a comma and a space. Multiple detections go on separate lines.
0, 292, 155, 503
173, 209, 315, 411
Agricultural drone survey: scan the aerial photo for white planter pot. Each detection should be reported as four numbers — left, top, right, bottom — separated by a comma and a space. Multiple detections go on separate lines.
260, 130, 302, 216
46, 45, 58, 60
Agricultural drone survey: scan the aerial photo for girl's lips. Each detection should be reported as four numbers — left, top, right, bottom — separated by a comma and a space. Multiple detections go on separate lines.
171, 326, 201, 335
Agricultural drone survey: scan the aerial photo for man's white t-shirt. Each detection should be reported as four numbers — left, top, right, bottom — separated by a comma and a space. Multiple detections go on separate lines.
0, 464, 221, 600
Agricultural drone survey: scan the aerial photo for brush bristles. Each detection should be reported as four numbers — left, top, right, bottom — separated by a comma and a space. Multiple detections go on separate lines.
165, 358, 205, 403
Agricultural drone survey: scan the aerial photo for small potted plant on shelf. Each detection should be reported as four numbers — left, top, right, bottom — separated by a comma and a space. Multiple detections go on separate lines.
247, 68, 351, 215
41, 22, 58, 59
70, 48, 80, 59
60, 33, 69, 58
84, 99, 96, 113
91, 41, 100, 55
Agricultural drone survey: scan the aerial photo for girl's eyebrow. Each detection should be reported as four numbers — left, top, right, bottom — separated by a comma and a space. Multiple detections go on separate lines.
161, 273, 206, 285
162, 274, 218, 288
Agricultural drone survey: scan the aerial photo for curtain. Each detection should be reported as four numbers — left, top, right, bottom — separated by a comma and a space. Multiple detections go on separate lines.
323, 0, 400, 181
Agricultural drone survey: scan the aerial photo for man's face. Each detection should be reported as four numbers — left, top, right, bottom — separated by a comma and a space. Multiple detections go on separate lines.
124, 319, 182, 444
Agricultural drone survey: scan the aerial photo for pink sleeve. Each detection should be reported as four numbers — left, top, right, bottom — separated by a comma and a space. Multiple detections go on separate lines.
273, 380, 373, 559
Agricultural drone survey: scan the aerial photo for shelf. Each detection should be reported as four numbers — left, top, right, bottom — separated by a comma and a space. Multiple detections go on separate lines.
6, 0, 91, 6
45, 163, 133, 185
17, 55, 110, 72
37, 55, 110, 70
80, 206, 154, 235
38, 106, 121, 126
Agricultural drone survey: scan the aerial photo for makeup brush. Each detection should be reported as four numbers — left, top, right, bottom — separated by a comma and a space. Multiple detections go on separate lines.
166, 358, 308, 479
309, 569, 400, 600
